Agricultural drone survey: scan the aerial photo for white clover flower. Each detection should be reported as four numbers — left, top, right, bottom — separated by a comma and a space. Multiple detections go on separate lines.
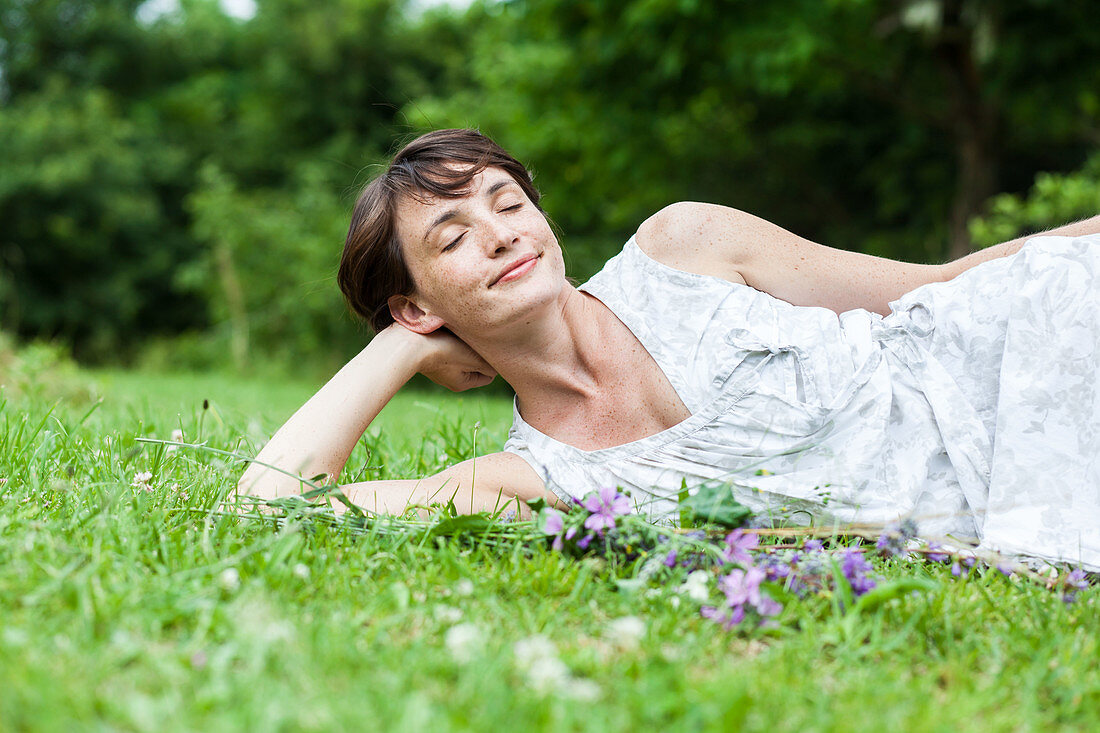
512, 635, 558, 670
513, 635, 593, 697
679, 570, 712, 602
605, 616, 646, 650
433, 605, 463, 624
454, 578, 475, 597
444, 623, 484, 663
293, 563, 310, 580
524, 655, 571, 694
167, 429, 184, 453
258, 619, 294, 644
218, 567, 241, 593
131, 471, 153, 490
560, 677, 602, 702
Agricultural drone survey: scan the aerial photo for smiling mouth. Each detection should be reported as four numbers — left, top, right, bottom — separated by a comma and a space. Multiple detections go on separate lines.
490, 254, 540, 287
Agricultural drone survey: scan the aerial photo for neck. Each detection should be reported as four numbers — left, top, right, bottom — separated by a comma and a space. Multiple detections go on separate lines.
455, 286, 616, 411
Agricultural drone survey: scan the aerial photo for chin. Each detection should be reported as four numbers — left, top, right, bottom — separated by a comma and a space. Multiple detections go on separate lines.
487, 279, 569, 331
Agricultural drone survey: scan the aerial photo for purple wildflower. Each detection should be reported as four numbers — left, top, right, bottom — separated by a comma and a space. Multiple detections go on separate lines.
552, 525, 579, 551
758, 554, 793, 582
840, 549, 877, 596
1065, 569, 1090, 591
925, 544, 950, 563
701, 605, 746, 629
663, 549, 679, 568
996, 561, 1014, 577
756, 595, 782, 617
803, 539, 824, 553
576, 533, 594, 550
541, 510, 564, 534
721, 529, 759, 566
1062, 568, 1091, 604
716, 566, 782, 619
541, 510, 568, 551
581, 486, 631, 533
875, 533, 902, 557
950, 556, 976, 578
718, 567, 765, 606
876, 519, 918, 558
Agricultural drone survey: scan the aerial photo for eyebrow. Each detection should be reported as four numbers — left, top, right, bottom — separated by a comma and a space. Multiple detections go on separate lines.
422, 179, 518, 244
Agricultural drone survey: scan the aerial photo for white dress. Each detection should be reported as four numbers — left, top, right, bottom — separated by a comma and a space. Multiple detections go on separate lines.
503, 233, 1100, 570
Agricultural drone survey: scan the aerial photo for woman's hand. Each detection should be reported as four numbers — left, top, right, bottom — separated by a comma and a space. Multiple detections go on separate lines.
407, 326, 497, 392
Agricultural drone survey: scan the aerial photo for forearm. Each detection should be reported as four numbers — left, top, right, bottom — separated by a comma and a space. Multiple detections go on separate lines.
338, 477, 526, 518
942, 214, 1100, 280
337, 453, 553, 517
237, 326, 423, 500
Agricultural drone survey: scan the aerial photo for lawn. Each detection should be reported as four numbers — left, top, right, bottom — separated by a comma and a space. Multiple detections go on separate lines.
0, 366, 1096, 731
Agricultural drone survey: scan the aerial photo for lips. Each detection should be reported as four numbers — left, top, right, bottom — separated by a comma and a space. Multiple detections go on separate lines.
490, 254, 539, 287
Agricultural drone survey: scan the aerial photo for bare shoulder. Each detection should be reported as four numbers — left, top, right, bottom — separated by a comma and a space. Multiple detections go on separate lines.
634, 201, 754, 285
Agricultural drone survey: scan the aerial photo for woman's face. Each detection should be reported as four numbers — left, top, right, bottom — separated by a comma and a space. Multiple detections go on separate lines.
392, 166, 566, 337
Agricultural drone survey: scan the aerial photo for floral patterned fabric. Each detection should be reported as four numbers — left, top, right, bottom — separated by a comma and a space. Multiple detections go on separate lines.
503, 233, 1100, 570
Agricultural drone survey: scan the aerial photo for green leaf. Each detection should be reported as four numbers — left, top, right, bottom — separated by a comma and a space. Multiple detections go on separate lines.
851, 578, 937, 615
428, 514, 493, 537
525, 497, 548, 514
679, 483, 754, 529
678, 478, 693, 528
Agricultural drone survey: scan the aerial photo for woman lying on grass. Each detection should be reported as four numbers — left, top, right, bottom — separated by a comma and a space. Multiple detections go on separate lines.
238, 128, 1100, 570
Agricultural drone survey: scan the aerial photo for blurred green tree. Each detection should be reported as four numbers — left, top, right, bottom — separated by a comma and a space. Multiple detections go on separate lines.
181, 160, 354, 371
0, 0, 466, 363
970, 150, 1100, 248
0, 81, 196, 358
0, 0, 237, 358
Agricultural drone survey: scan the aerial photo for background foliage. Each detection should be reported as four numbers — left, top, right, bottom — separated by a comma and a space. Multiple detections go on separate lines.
1, 0, 1098, 370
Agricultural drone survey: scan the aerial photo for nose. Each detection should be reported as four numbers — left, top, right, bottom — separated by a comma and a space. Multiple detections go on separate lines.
485, 218, 518, 255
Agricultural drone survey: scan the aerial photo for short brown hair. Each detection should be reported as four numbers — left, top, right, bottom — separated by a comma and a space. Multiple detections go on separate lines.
338, 129, 542, 332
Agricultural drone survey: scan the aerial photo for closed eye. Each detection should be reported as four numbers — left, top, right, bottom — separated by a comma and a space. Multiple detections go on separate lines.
499, 203, 522, 213
443, 232, 465, 252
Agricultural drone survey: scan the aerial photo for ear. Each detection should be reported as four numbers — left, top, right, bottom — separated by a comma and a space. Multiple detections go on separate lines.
387, 294, 445, 334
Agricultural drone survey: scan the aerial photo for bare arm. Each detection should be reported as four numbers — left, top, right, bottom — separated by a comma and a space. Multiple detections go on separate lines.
336, 452, 554, 518
638, 202, 1100, 316
237, 324, 551, 514
940, 214, 1100, 279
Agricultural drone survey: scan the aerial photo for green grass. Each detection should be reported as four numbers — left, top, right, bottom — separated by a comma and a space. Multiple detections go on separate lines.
1, 368, 1097, 731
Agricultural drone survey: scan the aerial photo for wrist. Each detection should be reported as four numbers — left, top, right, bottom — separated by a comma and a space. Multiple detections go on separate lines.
371, 323, 432, 374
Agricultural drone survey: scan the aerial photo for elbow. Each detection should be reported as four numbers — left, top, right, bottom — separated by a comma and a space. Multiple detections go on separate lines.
235, 464, 264, 499
235, 463, 294, 502
236, 462, 329, 502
